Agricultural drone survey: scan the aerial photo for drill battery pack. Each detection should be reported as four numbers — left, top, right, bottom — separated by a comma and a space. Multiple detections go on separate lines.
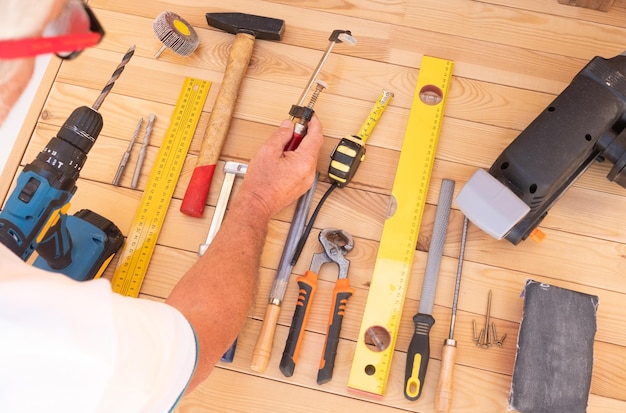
34, 209, 124, 282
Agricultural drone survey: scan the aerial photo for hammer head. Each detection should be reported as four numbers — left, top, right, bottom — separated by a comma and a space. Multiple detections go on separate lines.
206, 12, 284, 40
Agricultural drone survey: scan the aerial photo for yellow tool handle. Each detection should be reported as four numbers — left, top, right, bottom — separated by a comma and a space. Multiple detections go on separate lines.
435, 340, 457, 413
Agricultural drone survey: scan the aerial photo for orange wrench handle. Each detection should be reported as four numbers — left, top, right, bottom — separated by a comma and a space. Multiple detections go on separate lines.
279, 270, 318, 377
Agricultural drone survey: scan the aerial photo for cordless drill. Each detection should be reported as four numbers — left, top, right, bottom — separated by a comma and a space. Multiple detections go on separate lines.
456, 52, 626, 245
0, 47, 135, 280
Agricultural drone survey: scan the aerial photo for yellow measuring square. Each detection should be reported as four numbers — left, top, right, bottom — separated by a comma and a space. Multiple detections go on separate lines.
111, 77, 211, 297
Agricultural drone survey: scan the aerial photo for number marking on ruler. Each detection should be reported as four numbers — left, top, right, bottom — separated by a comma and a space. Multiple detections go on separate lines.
111, 77, 211, 297
347, 56, 453, 396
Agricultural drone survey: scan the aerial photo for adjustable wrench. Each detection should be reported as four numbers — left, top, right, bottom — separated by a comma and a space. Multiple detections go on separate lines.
198, 161, 248, 256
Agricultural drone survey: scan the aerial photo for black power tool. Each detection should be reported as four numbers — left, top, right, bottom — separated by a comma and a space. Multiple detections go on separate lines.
456, 52, 626, 244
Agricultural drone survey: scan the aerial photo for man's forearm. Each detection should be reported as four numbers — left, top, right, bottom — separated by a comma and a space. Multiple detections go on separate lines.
166, 190, 272, 390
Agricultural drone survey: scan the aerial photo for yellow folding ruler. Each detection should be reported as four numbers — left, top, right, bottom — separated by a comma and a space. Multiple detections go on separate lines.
348, 56, 453, 396
111, 77, 211, 297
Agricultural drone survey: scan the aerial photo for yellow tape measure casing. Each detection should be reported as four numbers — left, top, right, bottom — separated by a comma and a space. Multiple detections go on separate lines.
111, 77, 211, 297
347, 56, 453, 396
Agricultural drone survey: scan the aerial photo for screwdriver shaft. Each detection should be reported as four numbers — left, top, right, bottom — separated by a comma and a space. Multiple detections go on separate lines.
435, 216, 469, 413
449, 216, 469, 339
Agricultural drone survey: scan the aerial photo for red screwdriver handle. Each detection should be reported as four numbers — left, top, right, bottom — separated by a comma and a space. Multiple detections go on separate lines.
284, 130, 307, 152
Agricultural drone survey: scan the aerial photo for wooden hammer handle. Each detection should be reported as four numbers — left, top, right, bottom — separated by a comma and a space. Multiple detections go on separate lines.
180, 32, 256, 217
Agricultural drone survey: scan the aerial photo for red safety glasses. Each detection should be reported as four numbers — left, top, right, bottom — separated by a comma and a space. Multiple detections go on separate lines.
0, 0, 104, 60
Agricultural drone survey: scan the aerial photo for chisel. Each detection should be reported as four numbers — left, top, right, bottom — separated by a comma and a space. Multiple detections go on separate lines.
404, 179, 455, 400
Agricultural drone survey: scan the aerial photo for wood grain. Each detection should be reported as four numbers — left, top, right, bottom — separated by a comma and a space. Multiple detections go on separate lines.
2, 0, 626, 412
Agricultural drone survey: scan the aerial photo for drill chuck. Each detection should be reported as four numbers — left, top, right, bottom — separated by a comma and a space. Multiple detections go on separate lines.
57, 105, 103, 153
24, 106, 103, 194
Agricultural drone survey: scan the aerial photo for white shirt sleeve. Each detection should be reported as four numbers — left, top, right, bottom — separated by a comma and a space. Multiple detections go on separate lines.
0, 245, 197, 413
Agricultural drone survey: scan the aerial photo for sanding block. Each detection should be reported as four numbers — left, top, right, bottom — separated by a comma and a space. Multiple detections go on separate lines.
509, 280, 599, 413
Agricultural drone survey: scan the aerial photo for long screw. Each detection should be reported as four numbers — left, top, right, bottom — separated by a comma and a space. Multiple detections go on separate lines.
479, 290, 493, 348
92, 45, 136, 111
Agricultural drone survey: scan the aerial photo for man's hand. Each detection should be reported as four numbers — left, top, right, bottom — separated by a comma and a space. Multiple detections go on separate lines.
237, 116, 324, 219
168, 116, 325, 391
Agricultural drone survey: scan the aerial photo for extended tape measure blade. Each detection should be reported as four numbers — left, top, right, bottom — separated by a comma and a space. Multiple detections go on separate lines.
111, 77, 211, 297
347, 56, 453, 396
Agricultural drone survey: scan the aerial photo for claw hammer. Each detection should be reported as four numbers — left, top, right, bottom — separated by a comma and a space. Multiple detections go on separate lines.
181, 12, 285, 217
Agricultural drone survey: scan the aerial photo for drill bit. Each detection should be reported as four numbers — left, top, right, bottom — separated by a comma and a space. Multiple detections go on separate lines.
92, 45, 136, 111
132, 113, 156, 189
112, 117, 143, 186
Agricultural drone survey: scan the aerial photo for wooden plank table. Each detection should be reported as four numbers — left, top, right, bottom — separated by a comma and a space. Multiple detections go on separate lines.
2, 0, 625, 412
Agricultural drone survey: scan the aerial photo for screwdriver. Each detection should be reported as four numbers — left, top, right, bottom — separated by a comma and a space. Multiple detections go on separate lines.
435, 216, 469, 412
404, 179, 455, 401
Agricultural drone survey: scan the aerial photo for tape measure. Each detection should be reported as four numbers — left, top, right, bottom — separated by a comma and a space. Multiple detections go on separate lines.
347, 56, 453, 396
328, 90, 393, 187
356, 89, 394, 143
111, 77, 211, 297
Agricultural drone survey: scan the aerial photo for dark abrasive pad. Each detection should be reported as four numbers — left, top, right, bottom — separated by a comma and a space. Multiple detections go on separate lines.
509, 280, 599, 413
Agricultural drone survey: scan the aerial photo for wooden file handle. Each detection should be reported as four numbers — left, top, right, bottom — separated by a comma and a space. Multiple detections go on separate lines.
251, 303, 281, 372
434, 342, 457, 413
180, 32, 256, 217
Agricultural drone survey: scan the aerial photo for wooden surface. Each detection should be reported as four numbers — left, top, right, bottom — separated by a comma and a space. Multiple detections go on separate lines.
558, 0, 615, 12
2, 0, 626, 412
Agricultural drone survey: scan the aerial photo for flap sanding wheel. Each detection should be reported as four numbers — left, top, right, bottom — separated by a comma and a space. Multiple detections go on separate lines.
153, 11, 199, 58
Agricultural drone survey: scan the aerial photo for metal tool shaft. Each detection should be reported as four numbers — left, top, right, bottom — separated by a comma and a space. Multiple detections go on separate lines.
418, 179, 456, 315
251, 175, 319, 372
268, 174, 319, 304
112, 117, 143, 186
293, 30, 356, 109
448, 216, 469, 339
93, 45, 136, 111
132, 113, 156, 189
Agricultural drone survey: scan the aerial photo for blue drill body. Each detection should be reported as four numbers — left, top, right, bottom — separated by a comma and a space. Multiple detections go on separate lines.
0, 106, 123, 280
